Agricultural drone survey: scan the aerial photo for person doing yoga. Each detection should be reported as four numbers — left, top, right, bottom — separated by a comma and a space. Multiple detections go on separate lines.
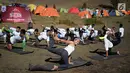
48, 32, 80, 70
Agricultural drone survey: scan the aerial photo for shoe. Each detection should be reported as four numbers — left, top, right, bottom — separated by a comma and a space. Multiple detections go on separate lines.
103, 57, 108, 59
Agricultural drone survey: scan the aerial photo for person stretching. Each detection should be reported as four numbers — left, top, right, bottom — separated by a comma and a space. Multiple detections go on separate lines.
47, 32, 80, 70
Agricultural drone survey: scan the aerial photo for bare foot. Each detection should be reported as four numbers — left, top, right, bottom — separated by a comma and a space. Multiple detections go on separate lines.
51, 65, 58, 70
69, 62, 74, 65
117, 51, 120, 55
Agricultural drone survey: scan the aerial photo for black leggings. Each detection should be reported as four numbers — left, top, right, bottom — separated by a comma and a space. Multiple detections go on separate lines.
48, 37, 69, 68
108, 32, 121, 55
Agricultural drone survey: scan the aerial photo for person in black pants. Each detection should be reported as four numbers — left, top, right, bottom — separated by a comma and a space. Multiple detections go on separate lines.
47, 31, 80, 70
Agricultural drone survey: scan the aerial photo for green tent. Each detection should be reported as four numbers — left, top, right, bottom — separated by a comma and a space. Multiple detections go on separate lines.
60, 8, 68, 13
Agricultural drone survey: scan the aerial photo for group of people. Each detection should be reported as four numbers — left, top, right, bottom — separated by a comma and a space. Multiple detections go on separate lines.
0, 23, 124, 70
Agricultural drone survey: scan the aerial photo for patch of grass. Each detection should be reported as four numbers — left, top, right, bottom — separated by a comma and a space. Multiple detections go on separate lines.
59, 19, 77, 26
84, 18, 104, 25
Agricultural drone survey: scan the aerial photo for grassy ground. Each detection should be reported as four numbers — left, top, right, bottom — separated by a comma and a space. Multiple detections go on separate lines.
0, 0, 130, 73
0, 15, 130, 73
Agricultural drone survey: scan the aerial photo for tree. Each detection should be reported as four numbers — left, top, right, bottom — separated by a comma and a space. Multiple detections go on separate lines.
110, 0, 120, 9
82, 3, 87, 9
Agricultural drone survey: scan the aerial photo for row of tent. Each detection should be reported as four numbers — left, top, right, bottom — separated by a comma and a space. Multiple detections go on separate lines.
27, 4, 130, 18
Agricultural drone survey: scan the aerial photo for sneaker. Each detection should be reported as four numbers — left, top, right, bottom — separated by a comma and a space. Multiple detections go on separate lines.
103, 57, 108, 59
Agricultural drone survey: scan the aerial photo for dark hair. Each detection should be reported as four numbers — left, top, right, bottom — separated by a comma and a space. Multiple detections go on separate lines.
20, 29, 26, 35
92, 24, 95, 27
66, 28, 69, 32
53, 4, 56, 9
45, 4, 48, 8
119, 24, 123, 27
17, 26, 21, 29
50, 25, 55, 31
34, 29, 39, 32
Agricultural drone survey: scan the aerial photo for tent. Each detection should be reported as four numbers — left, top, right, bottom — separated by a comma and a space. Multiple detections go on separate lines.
28, 4, 37, 12
40, 7, 59, 17
121, 10, 129, 15
109, 10, 116, 16
103, 9, 109, 17
115, 10, 123, 16
34, 5, 45, 15
60, 8, 68, 13
68, 7, 79, 14
1, 6, 31, 23
128, 10, 130, 15
78, 10, 92, 19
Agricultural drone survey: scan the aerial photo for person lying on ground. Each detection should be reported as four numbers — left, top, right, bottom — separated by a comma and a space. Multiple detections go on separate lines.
7, 29, 26, 50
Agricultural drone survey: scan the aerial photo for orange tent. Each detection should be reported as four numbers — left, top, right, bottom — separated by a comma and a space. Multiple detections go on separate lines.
69, 7, 79, 14
121, 10, 129, 15
40, 7, 59, 17
103, 10, 109, 17
34, 5, 45, 14
78, 10, 92, 19
127, 10, 130, 15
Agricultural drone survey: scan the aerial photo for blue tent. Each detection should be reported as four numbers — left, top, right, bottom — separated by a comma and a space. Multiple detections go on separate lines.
109, 10, 116, 16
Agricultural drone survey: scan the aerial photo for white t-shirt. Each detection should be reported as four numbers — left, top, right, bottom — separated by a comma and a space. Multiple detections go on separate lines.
94, 30, 98, 37
104, 34, 113, 51
38, 32, 48, 40
64, 45, 75, 56
10, 35, 21, 44
58, 28, 66, 38
119, 27, 124, 37
74, 31, 80, 37
88, 25, 94, 30
0, 29, 3, 36
27, 29, 35, 35
12, 31, 20, 36
10, 27, 16, 31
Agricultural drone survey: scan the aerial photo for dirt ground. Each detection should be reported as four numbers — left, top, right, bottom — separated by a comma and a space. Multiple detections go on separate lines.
0, 0, 130, 73
0, 16, 130, 73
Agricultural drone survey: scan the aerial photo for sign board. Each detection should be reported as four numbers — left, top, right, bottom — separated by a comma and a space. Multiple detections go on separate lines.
118, 3, 126, 11
1, 6, 31, 23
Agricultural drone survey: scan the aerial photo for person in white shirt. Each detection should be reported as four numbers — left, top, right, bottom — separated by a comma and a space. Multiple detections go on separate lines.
104, 31, 120, 59
0, 29, 3, 36
119, 24, 124, 38
12, 26, 21, 36
48, 31, 80, 70
7, 29, 26, 50
32, 30, 49, 46
88, 24, 95, 31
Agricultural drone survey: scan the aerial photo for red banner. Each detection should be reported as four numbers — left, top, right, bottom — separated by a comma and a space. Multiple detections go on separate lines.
2, 6, 31, 23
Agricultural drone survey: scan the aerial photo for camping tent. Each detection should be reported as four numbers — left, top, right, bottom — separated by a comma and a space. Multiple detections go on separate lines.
28, 4, 37, 12
68, 7, 79, 14
109, 10, 116, 16
115, 10, 123, 16
40, 7, 59, 17
103, 9, 109, 17
121, 10, 129, 15
128, 10, 130, 15
1, 6, 31, 23
34, 5, 45, 15
60, 8, 68, 13
78, 10, 92, 19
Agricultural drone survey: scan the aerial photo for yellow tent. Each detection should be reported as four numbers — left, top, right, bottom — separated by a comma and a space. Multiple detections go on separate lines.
115, 10, 120, 16
28, 4, 37, 12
